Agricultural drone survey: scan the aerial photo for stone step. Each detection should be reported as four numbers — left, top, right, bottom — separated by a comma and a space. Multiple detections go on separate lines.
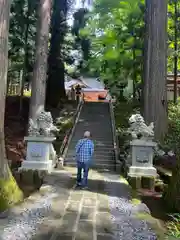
73, 130, 112, 134
70, 139, 113, 144
65, 158, 115, 164
68, 147, 114, 152
63, 102, 115, 171
77, 123, 111, 126
68, 136, 113, 142
68, 142, 114, 147
74, 128, 112, 131
69, 140, 114, 145
63, 162, 116, 170
80, 109, 110, 113
66, 148, 115, 154
75, 119, 111, 123
75, 120, 111, 123
66, 152, 115, 158
69, 142, 114, 147
68, 144, 114, 149
72, 134, 113, 138
65, 160, 115, 166
79, 114, 110, 117
66, 148, 115, 153
73, 131, 112, 136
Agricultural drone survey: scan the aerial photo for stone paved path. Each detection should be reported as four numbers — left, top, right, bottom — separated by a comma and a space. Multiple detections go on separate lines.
32, 168, 113, 240
0, 167, 157, 240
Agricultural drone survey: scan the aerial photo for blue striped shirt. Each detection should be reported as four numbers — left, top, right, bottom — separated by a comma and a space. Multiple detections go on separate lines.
75, 138, 94, 163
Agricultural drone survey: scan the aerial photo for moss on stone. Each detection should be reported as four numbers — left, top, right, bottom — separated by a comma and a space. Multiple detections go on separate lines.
141, 176, 155, 190
155, 180, 166, 192
136, 212, 153, 220
131, 189, 140, 199
131, 198, 141, 205
119, 176, 129, 185
128, 176, 141, 189
0, 172, 23, 212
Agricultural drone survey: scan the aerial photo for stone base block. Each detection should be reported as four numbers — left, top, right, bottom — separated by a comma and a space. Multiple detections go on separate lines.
20, 169, 44, 186
33, 170, 44, 187
141, 176, 155, 190
128, 166, 157, 177
19, 160, 53, 173
115, 162, 122, 173
21, 170, 35, 185
128, 176, 141, 189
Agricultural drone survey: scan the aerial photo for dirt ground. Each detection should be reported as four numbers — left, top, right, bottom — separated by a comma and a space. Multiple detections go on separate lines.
5, 96, 29, 168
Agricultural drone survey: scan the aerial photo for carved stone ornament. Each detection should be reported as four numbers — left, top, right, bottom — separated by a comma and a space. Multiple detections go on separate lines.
28, 110, 59, 137
128, 114, 154, 140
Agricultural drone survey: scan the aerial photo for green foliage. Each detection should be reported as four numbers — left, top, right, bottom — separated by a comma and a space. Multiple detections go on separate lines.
71, 7, 91, 74
163, 102, 180, 212
56, 117, 73, 133
167, 213, 180, 238
9, 0, 72, 93
167, 1, 180, 72
114, 100, 140, 129
9, 0, 38, 84
164, 102, 180, 151
82, 0, 144, 94
72, 0, 178, 101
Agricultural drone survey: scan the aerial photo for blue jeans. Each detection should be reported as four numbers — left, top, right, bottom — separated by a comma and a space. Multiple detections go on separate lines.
76, 161, 89, 187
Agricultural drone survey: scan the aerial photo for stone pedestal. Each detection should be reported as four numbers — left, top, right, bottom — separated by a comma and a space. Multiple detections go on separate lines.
128, 139, 157, 178
19, 136, 56, 173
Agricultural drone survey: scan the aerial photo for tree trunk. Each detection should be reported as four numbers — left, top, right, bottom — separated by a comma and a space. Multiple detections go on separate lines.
19, 0, 31, 114
29, 0, 52, 121
0, 0, 23, 211
173, 0, 178, 104
143, 0, 168, 140
164, 152, 180, 212
132, 42, 136, 101
0, 0, 11, 179
46, 0, 67, 108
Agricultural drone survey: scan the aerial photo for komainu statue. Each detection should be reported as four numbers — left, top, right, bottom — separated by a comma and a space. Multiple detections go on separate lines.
128, 114, 154, 140
28, 110, 59, 137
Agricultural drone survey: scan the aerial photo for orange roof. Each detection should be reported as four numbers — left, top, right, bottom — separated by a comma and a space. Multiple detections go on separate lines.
83, 90, 108, 102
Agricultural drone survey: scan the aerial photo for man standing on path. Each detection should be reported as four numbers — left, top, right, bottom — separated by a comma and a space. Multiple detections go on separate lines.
75, 131, 94, 189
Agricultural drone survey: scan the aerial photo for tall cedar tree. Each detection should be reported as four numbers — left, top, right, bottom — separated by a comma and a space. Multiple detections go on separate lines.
46, 0, 68, 108
29, 0, 52, 120
143, 0, 168, 140
0, 0, 23, 211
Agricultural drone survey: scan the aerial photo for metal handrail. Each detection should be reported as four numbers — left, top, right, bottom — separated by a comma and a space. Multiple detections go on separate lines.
109, 98, 119, 170
59, 99, 84, 165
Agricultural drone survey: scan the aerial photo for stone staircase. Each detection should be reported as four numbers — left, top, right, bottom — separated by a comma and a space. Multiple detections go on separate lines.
64, 102, 116, 170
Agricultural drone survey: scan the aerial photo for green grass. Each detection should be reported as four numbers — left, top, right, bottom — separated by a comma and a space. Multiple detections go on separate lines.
166, 213, 180, 239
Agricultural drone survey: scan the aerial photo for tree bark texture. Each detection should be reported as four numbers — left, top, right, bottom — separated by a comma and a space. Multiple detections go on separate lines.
0, 0, 23, 212
173, 0, 178, 104
164, 153, 180, 212
19, 0, 31, 114
46, 0, 67, 108
0, 0, 12, 178
143, 0, 168, 140
29, 0, 52, 121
